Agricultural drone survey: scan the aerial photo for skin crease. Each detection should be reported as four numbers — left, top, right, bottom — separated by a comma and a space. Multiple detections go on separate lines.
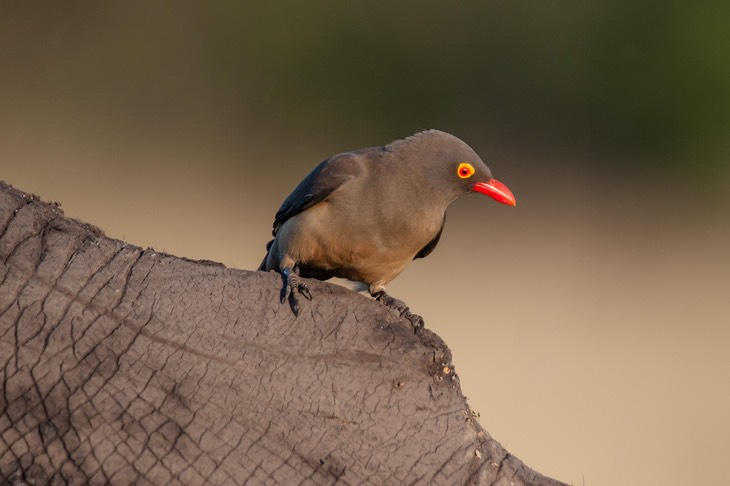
260, 129, 515, 328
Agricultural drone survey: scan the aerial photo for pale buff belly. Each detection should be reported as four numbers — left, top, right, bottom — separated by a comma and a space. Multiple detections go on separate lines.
279, 206, 436, 286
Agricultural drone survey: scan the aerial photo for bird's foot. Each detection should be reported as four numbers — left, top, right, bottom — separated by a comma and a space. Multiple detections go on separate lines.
373, 291, 424, 333
280, 269, 312, 316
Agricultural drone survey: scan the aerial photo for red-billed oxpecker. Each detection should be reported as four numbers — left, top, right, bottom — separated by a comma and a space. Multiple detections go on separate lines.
259, 130, 516, 331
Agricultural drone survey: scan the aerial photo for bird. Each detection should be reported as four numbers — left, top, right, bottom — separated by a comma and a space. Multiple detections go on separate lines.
258, 129, 516, 331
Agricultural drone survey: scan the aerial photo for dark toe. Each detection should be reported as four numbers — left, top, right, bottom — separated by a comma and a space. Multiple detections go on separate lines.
288, 292, 301, 316
374, 291, 425, 331
280, 286, 288, 304
299, 283, 312, 300
408, 313, 425, 334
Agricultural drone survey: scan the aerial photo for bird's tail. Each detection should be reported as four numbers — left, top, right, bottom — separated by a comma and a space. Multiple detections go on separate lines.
257, 239, 275, 271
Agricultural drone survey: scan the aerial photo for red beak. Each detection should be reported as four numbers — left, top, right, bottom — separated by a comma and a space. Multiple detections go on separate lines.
473, 179, 516, 206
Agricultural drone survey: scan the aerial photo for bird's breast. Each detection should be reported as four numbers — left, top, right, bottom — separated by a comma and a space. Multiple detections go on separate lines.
284, 199, 443, 285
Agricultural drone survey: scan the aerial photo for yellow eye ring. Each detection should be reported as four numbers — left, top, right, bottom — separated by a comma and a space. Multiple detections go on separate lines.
457, 162, 475, 179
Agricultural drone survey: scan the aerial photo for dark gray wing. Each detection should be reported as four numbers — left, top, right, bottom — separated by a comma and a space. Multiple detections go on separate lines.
414, 217, 445, 260
272, 152, 363, 235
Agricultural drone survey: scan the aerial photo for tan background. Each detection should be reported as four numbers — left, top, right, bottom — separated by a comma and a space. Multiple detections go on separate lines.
2, 4, 729, 485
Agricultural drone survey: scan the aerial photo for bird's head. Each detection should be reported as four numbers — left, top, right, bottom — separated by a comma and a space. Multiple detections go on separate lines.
451, 160, 516, 206
394, 130, 516, 207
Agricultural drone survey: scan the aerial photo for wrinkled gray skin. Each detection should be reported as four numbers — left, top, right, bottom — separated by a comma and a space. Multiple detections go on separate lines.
0, 182, 563, 485
260, 130, 496, 329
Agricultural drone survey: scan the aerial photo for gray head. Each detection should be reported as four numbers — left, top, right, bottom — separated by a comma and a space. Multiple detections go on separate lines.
386, 130, 516, 206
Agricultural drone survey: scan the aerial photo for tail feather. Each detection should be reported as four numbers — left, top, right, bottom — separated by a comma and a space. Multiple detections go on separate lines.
258, 239, 274, 271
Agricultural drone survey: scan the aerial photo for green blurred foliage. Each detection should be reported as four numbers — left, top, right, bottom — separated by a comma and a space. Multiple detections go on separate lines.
2, 1, 729, 182
211, 2, 730, 163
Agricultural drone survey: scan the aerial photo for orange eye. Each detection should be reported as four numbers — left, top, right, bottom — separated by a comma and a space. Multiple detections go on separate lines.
457, 162, 475, 179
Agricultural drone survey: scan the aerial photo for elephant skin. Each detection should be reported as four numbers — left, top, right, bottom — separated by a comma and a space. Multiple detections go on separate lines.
0, 181, 564, 485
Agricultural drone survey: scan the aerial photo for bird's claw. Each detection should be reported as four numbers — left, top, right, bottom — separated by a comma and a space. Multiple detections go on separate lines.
299, 282, 312, 300
403, 311, 425, 334
280, 269, 312, 316
374, 291, 425, 333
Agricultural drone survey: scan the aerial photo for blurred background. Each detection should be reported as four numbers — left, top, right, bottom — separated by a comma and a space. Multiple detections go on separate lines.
2, 2, 729, 484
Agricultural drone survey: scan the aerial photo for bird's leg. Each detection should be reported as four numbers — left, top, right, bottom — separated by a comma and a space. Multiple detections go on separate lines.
280, 264, 312, 316
372, 290, 425, 333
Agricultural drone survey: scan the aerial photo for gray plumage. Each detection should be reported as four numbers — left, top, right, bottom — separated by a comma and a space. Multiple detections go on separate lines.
259, 129, 515, 330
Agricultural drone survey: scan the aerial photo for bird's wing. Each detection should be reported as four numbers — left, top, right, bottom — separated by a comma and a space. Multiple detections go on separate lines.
414, 217, 445, 260
272, 152, 363, 235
